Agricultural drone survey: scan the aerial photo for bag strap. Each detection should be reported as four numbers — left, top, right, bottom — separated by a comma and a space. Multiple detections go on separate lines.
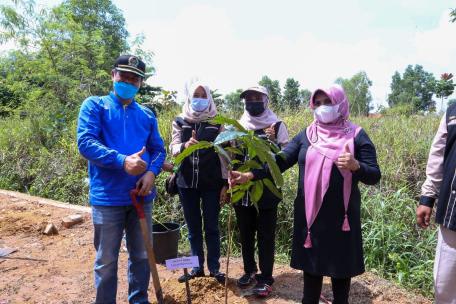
175, 117, 187, 128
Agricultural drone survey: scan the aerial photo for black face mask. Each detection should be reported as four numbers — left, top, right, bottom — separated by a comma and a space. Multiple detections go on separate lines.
245, 101, 265, 116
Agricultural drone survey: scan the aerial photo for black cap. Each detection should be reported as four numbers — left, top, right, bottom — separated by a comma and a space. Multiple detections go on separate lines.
114, 55, 146, 78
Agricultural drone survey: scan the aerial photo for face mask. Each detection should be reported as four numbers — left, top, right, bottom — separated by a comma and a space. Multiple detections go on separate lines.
114, 81, 139, 100
245, 101, 265, 116
314, 104, 340, 124
191, 97, 209, 112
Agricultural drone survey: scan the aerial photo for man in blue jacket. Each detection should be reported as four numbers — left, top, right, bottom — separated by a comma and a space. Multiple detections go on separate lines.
77, 54, 166, 304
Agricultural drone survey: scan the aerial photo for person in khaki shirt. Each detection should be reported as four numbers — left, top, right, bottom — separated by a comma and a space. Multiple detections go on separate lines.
418, 109, 456, 304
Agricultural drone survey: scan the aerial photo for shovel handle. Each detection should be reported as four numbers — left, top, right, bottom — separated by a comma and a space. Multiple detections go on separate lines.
130, 188, 164, 304
130, 189, 145, 219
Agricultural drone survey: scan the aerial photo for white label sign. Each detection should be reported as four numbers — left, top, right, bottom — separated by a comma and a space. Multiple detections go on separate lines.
165, 256, 199, 270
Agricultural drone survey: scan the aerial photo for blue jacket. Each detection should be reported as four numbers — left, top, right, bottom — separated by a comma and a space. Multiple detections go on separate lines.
77, 92, 166, 206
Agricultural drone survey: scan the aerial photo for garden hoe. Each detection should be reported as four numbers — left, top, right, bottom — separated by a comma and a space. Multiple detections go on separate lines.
130, 189, 164, 304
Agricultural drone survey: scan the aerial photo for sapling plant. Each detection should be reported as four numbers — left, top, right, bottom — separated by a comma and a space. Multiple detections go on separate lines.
174, 114, 283, 208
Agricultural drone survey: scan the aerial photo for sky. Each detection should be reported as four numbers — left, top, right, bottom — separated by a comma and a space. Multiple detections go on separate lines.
2, 0, 456, 109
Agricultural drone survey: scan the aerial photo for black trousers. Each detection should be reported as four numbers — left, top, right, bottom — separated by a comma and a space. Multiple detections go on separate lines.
302, 272, 351, 304
234, 204, 278, 285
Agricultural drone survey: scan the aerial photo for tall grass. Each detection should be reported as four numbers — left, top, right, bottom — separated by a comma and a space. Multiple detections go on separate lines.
0, 107, 442, 296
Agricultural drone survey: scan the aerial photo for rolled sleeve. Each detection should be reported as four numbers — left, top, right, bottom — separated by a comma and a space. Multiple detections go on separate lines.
420, 114, 447, 207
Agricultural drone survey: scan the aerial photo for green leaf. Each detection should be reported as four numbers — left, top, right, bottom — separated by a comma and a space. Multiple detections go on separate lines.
252, 201, 259, 213
225, 147, 243, 155
230, 190, 246, 203
214, 144, 232, 165
251, 138, 283, 187
209, 115, 248, 133
246, 159, 262, 169
230, 159, 241, 165
230, 181, 253, 193
263, 178, 282, 200
249, 180, 264, 204
174, 141, 213, 164
237, 159, 262, 172
245, 141, 257, 159
265, 140, 281, 153
214, 130, 247, 145
277, 151, 287, 160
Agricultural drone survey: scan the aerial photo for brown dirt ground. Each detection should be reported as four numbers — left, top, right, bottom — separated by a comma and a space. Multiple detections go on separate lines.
0, 192, 432, 304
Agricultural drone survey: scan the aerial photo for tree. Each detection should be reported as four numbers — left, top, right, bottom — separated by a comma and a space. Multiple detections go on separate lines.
0, 78, 22, 116
136, 84, 178, 114
0, 0, 131, 108
258, 76, 282, 110
335, 71, 373, 116
299, 89, 312, 107
60, 0, 128, 55
0, 0, 151, 148
283, 78, 301, 110
387, 65, 436, 112
224, 89, 244, 117
435, 73, 455, 111
129, 33, 155, 77
451, 8, 456, 23
210, 89, 224, 109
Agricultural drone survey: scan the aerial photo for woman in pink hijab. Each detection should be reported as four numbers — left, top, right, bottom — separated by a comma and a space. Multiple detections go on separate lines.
230, 85, 381, 304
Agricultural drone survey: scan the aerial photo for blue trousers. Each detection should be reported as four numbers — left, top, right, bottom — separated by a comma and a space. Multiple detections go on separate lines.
91, 204, 152, 304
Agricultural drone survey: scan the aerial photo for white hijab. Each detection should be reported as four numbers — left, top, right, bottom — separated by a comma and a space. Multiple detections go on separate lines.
181, 82, 218, 123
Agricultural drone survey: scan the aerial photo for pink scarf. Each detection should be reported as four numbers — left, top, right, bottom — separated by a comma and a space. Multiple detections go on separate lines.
303, 85, 360, 248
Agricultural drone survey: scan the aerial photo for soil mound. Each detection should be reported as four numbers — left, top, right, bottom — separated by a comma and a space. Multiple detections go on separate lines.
152, 277, 248, 304
0, 208, 49, 236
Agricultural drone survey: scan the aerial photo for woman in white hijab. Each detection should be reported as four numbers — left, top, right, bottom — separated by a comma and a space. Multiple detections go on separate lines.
233, 86, 289, 298
170, 83, 227, 284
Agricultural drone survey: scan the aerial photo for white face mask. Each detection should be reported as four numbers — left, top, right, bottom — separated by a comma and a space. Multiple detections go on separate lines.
314, 104, 340, 124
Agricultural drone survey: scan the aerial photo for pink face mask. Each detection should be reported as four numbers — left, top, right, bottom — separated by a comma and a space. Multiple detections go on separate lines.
314, 104, 340, 124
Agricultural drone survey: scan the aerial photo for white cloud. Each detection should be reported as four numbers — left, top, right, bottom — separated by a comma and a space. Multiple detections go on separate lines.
137, 4, 456, 109
140, 4, 394, 101
414, 11, 456, 74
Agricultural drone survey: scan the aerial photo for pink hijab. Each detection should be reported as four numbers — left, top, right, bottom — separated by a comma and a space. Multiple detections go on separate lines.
181, 82, 218, 123
303, 84, 361, 248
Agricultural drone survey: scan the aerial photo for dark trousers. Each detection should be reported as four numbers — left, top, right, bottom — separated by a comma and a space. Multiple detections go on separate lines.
302, 272, 351, 304
234, 204, 278, 285
178, 187, 221, 274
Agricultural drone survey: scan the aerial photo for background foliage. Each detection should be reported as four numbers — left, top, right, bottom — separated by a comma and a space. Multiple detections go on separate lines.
1, 0, 456, 298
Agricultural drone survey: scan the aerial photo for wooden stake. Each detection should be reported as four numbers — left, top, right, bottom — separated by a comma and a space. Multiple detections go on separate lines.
184, 268, 192, 304
224, 200, 233, 304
